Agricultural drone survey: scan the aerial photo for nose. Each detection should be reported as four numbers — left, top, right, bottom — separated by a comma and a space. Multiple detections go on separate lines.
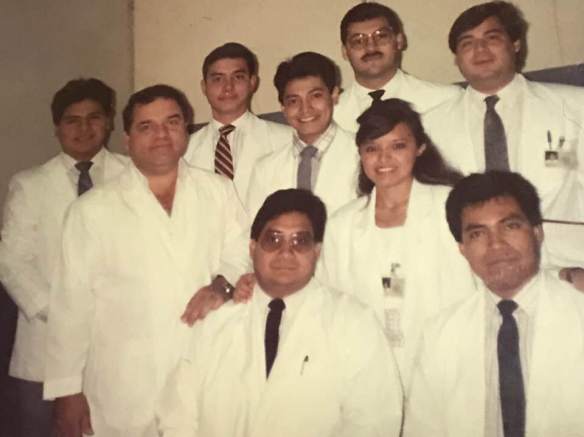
155, 123, 170, 139
277, 241, 295, 257
224, 77, 234, 91
473, 38, 489, 52
487, 230, 506, 248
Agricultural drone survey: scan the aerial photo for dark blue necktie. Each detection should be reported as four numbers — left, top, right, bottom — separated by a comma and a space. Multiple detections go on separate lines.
265, 298, 285, 378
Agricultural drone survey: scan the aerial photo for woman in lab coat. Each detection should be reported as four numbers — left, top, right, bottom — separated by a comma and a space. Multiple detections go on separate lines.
317, 98, 476, 391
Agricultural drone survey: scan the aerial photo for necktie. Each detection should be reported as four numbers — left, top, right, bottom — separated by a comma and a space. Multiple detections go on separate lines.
368, 89, 385, 102
484, 95, 510, 171
297, 145, 318, 191
214, 124, 236, 179
265, 298, 285, 378
497, 300, 525, 437
75, 161, 93, 196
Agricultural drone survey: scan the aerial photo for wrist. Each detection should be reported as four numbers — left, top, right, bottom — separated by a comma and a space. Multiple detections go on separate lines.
211, 275, 235, 300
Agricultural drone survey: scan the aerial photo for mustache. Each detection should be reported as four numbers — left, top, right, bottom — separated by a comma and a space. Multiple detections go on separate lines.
361, 51, 383, 61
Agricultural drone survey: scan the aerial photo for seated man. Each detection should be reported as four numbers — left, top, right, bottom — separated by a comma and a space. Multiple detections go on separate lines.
184, 42, 292, 207
404, 171, 584, 436
246, 52, 360, 220
158, 189, 403, 437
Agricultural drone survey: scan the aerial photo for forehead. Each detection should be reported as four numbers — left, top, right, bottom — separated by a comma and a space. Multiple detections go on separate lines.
261, 211, 313, 234
347, 16, 391, 36
457, 16, 509, 41
61, 99, 105, 117
131, 98, 182, 123
207, 57, 250, 76
283, 75, 329, 97
461, 195, 526, 225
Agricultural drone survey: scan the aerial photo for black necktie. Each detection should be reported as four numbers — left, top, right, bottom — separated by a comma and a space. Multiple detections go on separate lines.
265, 298, 285, 378
484, 95, 510, 171
75, 161, 94, 196
368, 89, 385, 102
497, 300, 525, 437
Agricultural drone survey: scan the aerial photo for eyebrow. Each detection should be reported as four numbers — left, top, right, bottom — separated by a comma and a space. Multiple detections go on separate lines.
462, 212, 528, 232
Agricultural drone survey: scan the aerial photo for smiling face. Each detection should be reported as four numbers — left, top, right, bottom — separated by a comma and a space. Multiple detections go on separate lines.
342, 16, 404, 88
358, 122, 424, 192
201, 57, 257, 124
55, 99, 111, 161
458, 195, 542, 298
454, 16, 519, 94
250, 211, 321, 298
125, 98, 188, 176
281, 75, 338, 145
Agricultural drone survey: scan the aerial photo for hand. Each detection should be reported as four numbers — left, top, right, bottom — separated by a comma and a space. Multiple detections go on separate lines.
181, 284, 226, 326
234, 273, 256, 303
54, 392, 93, 437
560, 267, 584, 292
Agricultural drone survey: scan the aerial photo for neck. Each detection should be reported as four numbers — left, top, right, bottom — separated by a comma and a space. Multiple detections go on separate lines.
355, 67, 397, 90
67, 148, 102, 162
212, 108, 247, 126
146, 167, 179, 214
374, 178, 413, 227
471, 73, 516, 96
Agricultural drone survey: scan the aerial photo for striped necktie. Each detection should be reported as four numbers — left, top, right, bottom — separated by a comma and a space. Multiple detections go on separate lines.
214, 124, 236, 179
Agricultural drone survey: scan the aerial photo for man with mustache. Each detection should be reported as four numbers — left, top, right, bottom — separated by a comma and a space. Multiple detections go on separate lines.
404, 171, 584, 436
334, 2, 460, 133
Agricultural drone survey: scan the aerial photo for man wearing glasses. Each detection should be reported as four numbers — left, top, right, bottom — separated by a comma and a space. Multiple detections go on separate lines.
334, 2, 460, 133
157, 189, 403, 437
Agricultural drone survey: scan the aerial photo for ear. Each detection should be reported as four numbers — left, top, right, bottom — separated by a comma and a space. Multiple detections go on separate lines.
249, 240, 257, 259
200, 78, 207, 97
314, 242, 322, 259
331, 86, 340, 105
513, 39, 521, 54
250, 74, 259, 93
458, 242, 467, 259
416, 143, 427, 157
341, 44, 349, 61
533, 224, 544, 246
123, 133, 131, 152
396, 33, 405, 51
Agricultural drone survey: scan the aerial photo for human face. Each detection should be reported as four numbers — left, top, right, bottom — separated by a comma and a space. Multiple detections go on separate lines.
125, 98, 188, 176
458, 196, 542, 298
281, 76, 338, 145
201, 57, 257, 123
55, 99, 111, 161
342, 17, 404, 88
454, 16, 520, 94
359, 122, 424, 192
250, 212, 321, 298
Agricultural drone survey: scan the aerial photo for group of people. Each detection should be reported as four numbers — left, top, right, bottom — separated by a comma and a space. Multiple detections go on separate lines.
1, 1, 584, 436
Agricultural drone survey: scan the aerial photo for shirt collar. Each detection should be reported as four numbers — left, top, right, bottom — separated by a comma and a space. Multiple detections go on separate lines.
467, 73, 523, 110
292, 122, 337, 158
256, 278, 312, 321
210, 110, 251, 131
353, 68, 405, 99
60, 147, 107, 172
483, 268, 541, 316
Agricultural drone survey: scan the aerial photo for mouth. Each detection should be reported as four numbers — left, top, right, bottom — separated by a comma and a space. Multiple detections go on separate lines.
298, 115, 317, 123
376, 166, 396, 174
362, 52, 383, 62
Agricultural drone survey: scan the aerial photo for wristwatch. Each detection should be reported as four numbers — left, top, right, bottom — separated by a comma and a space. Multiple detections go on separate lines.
212, 275, 235, 300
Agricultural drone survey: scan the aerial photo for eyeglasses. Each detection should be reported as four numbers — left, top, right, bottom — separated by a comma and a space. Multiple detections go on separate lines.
347, 27, 394, 50
259, 231, 315, 253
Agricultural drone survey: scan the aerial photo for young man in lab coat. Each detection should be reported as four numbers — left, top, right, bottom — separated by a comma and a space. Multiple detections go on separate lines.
43, 84, 249, 437
404, 171, 584, 437
157, 189, 403, 437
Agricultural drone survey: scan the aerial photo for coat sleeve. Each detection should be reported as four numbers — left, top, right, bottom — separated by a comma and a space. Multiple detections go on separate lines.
0, 174, 50, 320
336, 304, 403, 437
43, 201, 97, 399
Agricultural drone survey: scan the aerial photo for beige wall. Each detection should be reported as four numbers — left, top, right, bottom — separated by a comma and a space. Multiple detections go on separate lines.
134, 0, 584, 124
0, 1, 133, 222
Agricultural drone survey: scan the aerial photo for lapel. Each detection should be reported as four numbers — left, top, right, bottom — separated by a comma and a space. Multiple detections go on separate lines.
102, 149, 128, 179
186, 123, 215, 168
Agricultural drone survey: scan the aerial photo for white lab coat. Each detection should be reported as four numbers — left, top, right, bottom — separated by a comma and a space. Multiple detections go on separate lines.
246, 126, 359, 220
0, 149, 127, 381
316, 181, 476, 390
403, 269, 584, 437
334, 69, 462, 133
157, 280, 403, 437
184, 111, 292, 207
43, 162, 249, 436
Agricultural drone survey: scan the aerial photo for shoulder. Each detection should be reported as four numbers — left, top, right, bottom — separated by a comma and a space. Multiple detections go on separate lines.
317, 283, 378, 326
423, 90, 465, 121
423, 291, 483, 340
8, 154, 63, 189
337, 83, 357, 106
328, 195, 368, 225
254, 143, 292, 168
188, 122, 212, 142
525, 79, 584, 113
402, 71, 461, 94
541, 269, 584, 310
183, 164, 232, 192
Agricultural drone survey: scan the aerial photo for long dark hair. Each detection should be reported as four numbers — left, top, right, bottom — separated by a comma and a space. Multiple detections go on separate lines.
355, 98, 463, 195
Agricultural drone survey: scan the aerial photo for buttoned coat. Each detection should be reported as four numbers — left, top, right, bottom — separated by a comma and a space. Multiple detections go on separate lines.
0, 149, 127, 381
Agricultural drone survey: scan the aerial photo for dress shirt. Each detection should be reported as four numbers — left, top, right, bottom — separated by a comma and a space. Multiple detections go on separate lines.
484, 275, 538, 437
292, 123, 337, 189
207, 111, 251, 168
466, 75, 523, 169
61, 147, 109, 188
349, 69, 407, 117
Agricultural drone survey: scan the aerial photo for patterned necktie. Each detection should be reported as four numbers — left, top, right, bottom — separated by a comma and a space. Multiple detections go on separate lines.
297, 145, 318, 191
265, 298, 285, 378
484, 95, 510, 171
214, 124, 236, 179
497, 300, 525, 437
75, 161, 93, 196
368, 89, 385, 102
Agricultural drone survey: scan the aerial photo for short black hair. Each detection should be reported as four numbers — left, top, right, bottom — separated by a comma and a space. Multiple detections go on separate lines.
448, 1, 528, 70
251, 189, 327, 243
202, 42, 258, 79
340, 2, 404, 45
51, 78, 115, 125
273, 52, 340, 104
446, 171, 542, 242
356, 98, 463, 194
122, 84, 194, 133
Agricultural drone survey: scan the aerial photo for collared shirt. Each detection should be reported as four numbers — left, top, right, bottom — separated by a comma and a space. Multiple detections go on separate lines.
292, 123, 337, 190
209, 111, 254, 170
60, 147, 108, 189
466, 74, 524, 169
351, 69, 406, 118
483, 272, 540, 437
